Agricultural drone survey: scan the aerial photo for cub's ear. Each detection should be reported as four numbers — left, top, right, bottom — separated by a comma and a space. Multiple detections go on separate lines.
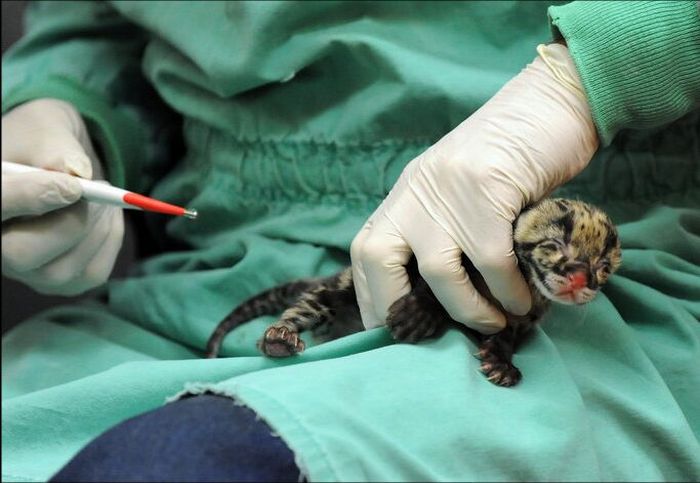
520, 203, 534, 213
518, 201, 539, 215
553, 199, 570, 211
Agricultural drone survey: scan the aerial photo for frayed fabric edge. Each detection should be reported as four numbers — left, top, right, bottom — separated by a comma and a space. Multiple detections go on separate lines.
1, 473, 42, 483
164, 382, 310, 483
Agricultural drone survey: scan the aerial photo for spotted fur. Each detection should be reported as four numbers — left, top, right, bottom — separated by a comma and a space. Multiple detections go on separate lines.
206, 198, 621, 387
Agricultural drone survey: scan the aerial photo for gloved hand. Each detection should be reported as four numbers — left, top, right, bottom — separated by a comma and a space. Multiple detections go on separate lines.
2, 98, 124, 296
351, 43, 599, 334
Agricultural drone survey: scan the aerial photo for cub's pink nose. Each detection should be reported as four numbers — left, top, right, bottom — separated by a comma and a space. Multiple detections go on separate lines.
568, 271, 588, 291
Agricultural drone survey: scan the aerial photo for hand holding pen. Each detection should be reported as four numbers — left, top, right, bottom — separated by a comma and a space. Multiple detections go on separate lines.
2, 161, 198, 219
1, 98, 195, 296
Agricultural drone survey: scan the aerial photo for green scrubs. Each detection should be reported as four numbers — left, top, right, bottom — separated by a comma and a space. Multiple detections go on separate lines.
2, 1, 699, 481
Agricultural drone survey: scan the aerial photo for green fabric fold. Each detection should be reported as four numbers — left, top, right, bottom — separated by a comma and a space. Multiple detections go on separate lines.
2, 2, 699, 481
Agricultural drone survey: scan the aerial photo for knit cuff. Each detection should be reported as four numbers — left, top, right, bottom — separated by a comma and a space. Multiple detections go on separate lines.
548, 1, 700, 146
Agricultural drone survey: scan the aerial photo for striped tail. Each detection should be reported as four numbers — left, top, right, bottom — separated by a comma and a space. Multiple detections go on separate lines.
205, 280, 318, 358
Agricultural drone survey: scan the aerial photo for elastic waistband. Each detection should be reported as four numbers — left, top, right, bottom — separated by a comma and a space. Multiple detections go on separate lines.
183, 112, 699, 208
183, 120, 428, 210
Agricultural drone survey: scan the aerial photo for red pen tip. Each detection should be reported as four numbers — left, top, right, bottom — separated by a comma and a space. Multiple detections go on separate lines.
123, 192, 193, 218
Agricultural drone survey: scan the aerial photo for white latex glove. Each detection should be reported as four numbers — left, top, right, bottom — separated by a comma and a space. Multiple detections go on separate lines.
2, 98, 124, 296
351, 43, 599, 334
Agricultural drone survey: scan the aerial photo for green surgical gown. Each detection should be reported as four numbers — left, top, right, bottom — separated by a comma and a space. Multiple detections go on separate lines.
2, 1, 699, 481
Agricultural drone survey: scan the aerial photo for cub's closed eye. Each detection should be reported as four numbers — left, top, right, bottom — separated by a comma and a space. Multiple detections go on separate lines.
538, 242, 559, 251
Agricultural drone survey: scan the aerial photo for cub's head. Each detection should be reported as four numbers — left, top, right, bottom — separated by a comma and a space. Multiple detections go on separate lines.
514, 198, 621, 305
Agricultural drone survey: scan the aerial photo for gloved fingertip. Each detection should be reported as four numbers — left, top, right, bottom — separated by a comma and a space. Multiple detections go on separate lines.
63, 151, 93, 179
448, 297, 508, 335
476, 317, 507, 335
358, 305, 382, 330
51, 174, 83, 204
502, 292, 532, 317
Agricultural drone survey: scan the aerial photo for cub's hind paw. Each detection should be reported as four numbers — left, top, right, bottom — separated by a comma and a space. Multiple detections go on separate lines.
479, 361, 522, 387
258, 326, 305, 357
386, 294, 443, 343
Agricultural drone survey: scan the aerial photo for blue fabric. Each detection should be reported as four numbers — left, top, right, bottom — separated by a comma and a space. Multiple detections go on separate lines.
50, 395, 302, 482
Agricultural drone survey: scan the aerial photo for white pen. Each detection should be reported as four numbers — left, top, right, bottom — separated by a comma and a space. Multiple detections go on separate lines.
2, 160, 197, 219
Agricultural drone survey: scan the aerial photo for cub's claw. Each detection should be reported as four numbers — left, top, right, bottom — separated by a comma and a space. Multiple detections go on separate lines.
258, 326, 305, 357
480, 360, 522, 387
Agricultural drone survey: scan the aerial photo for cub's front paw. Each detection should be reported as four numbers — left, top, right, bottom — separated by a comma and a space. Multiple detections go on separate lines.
479, 359, 522, 387
258, 326, 305, 357
386, 293, 443, 343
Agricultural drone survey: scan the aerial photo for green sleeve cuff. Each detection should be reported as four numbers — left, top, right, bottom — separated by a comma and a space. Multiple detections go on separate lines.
1, 76, 147, 191
548, 1, 700, 146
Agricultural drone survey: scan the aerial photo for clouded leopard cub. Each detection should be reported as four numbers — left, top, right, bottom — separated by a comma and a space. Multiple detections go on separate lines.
206, 198, 621, 387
